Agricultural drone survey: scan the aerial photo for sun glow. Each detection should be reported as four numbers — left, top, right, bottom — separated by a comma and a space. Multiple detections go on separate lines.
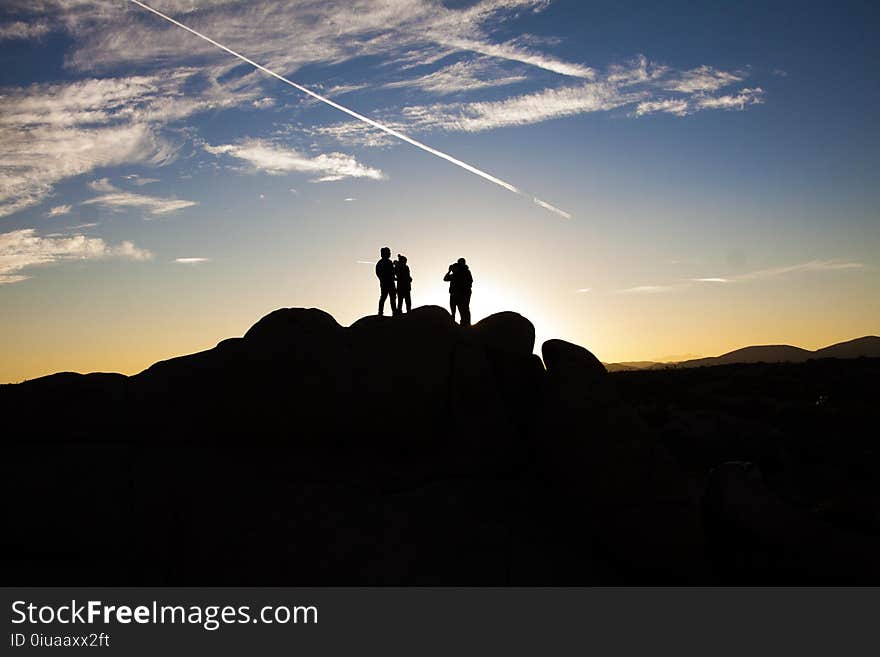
419, 277, 560, 357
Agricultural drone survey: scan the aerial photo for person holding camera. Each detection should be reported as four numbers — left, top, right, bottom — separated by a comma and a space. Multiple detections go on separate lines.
443, 257, 473, 326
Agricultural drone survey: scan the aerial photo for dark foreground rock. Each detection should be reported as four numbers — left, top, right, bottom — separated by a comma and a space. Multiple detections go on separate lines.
1, 306, 878, 584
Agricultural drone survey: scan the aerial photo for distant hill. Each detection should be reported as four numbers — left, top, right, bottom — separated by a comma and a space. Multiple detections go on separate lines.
679, 345, 813, 368
605, 361, 665, 372
606, 336, 879, 370
813, 336, 880, 360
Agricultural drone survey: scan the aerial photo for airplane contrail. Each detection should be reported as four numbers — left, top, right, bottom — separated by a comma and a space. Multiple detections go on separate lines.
126, 0, 572, 219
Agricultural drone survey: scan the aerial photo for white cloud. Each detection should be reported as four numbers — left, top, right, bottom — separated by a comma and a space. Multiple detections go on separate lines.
0, 228, 151, 284
252, 97, 276, 109
83, 191, 197, 216
695, 87, 764, 111
174, 257, 210, 264
38, 0, 592, 81
46, 205, 72, 218
635, 87, 764, 117
83, 178, 196, 215
0, 21, 51, 41
0, 121, 177, 218
402, 81, 637, 132
664, 65, 743, 93
440, 35, 594, 78
308, 121, 398, 149
575, 288, 591, 293
0, 71, 238, 218
204, 140, 386, 182
322, 83, 369, 97
323, 56, 760, 142
605, 55, 669, 86
0, 62, 272, 218
385, 58, 527, 95
0, 70, 249, 131
0, 1, 769, 214
634, 98, 690, 117
88, 178, 118, 193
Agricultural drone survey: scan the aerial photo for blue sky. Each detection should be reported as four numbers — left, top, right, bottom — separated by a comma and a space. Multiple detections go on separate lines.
0, 1, 877, 380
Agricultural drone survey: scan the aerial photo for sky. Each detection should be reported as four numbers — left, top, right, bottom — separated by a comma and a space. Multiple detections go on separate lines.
0, 0, 878, 382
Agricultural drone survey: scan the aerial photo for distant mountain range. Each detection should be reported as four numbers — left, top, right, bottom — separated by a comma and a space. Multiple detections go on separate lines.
605, 336, 880, 372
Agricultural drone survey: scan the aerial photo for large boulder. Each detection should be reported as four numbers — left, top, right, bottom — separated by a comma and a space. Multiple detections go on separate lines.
244, 307, 342, 344
542, 339, 606, 378
472, 311, 535, 356
536, 338, 709, 581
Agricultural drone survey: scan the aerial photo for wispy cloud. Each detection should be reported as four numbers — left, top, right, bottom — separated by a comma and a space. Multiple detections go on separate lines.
88, 178, 117, 193
0, 121, 174, 218
83, 192, 197, 215
43, 0, 591, 81
308, 121, 399, 149
204, 140, 386, 182
0, 20, 51, 41
575, 287, 592, 293
251, 97, 276, 109
322, 55, 762, 144
634, 98, 690, 117
385, 58, 527, 95
635, 87, 764, 117
664, 65, 744, 93
0, 228, 151, 284
694, 87, 764, 111
0, 69, 250, 217
0, 1, 769, 217
401, 81, 636, 132
616, 284, 679, 294
174, 257, 210, 264
440, 34, 594, 79
83, 179, 196, 216
693, 259, 865, 284
46, 205, 72, 218
613, 259, 865, 295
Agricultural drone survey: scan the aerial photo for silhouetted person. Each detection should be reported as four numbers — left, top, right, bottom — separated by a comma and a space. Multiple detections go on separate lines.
444, 257, 473, 326
376, 246, 397, 316
395, 254, 412, 314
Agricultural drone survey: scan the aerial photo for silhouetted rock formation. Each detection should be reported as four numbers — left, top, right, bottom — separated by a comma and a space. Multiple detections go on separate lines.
2, 307, 878, 584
